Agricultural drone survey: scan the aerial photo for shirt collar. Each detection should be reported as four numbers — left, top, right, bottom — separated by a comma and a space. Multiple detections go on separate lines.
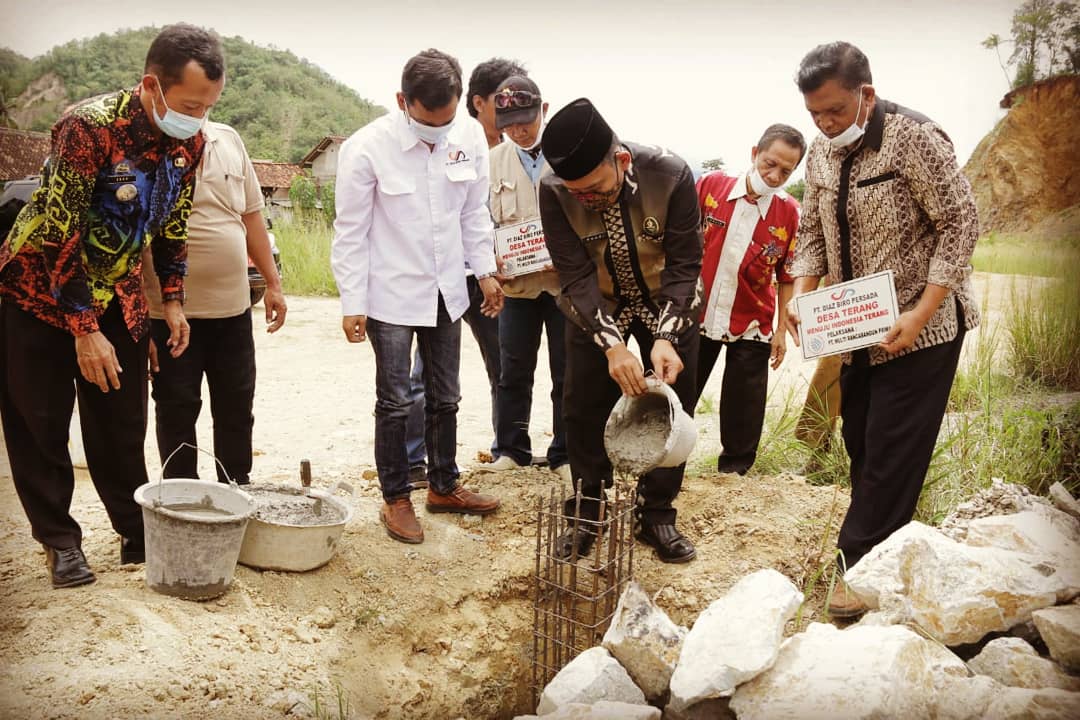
394, 110, 422, 152
728, 172, 773, 219
515, 145, 543, 165
862, 97, 888, 152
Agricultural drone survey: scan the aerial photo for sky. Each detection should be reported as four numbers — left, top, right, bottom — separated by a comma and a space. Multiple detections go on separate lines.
2, 0, 1020, 176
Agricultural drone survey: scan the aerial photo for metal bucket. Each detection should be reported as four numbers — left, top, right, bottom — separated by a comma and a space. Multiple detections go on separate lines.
238, 481, 354, 572
132, 444, 255, 600
604, 378, 697, 475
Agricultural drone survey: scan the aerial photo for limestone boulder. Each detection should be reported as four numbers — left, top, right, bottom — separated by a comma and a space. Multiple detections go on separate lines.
1049, 482, 1080, 521
982, 687, 1080, 719
899, 536, 1059, 645
964, 510, 1080, 600
729, 622, 973, 719
1033, 605, 1080, 670
968, 637, 1080, 691
537, 647, 647, 715
666, 569, 802, 712
844, 521, 941, 609
515, 701, 661, 720
601, 581, 687, 701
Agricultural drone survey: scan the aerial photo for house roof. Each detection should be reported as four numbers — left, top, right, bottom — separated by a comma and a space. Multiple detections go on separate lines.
0, 128, 50, 182
300, 135, 346, 166
251, 161, 303, 189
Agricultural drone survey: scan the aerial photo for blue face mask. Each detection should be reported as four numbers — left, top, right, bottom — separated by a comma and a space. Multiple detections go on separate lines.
151, 77, 206, 140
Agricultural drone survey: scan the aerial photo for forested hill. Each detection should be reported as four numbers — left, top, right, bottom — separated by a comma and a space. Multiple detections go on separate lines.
0, 27, 385, 163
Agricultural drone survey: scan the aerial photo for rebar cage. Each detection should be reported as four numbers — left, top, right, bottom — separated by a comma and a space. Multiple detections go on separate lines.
531, 484, 636, 704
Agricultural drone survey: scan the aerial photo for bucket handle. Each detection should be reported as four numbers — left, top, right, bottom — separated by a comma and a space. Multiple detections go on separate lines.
328, 480, 356, 498
155, 442, 240, 504
643, 371, 680, 424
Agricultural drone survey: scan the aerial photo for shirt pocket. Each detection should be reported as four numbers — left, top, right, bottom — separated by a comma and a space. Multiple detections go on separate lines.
491, 180, 517, 223
222, 170, 248, 214
444, 161, 478, 212
375, 174, 420, 222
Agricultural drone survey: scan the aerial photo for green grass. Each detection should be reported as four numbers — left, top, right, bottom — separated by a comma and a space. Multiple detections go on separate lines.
971, 231, 1079, 278
274, 215, 338, 297
1007, 278, 1080, 391
745, 239, 1080, 529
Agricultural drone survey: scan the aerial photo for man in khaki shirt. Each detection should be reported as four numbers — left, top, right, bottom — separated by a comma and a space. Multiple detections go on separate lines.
144, 120, 286, 483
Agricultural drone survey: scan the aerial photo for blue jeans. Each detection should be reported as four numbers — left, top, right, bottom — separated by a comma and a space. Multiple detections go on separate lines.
495, 294, 568, 468
367, 296, 461, 500
405, 275, 500, 466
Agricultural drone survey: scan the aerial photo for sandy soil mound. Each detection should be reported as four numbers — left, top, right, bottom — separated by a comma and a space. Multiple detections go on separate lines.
18, 283, 1047, 719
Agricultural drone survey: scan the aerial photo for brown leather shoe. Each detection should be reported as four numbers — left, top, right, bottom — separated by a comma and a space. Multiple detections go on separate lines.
425, 484, 500, 515
380, 498, 423, 544
828, 580, 868, 619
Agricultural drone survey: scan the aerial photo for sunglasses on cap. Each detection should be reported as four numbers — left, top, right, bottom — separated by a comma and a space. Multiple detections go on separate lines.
494, 89, 540, 110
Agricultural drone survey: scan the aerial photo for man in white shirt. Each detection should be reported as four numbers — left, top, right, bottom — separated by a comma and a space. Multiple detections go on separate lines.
331, 49, 504, 544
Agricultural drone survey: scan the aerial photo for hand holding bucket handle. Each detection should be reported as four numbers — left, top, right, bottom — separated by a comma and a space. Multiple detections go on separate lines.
155, 442, 239, 505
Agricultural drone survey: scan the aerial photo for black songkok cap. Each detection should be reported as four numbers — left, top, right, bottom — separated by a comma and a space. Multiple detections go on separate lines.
540, 98, 614, 181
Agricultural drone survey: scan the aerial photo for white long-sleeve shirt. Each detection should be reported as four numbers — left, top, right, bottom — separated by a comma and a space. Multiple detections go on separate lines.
331, 111, 496, 325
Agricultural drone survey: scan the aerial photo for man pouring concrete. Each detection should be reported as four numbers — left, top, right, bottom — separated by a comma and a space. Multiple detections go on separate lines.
538, 98, 703, 563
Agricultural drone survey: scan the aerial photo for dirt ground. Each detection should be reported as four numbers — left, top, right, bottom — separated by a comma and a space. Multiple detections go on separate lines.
0, 273, 1017, 719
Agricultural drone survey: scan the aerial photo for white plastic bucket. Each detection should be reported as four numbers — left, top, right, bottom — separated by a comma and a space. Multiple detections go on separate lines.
238, 481, 355, 572
604, 379, 697, 475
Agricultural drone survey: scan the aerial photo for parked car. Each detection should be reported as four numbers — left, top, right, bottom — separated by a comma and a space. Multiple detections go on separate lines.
248, 217, 282, 306
0, 176, 40, 240
0, 176, 280, 306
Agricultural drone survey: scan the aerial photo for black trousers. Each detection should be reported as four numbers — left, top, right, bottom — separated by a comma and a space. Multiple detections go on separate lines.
150, 310, 256, 484
0, 300, 148, 548
694, 337, 772, 474
837, 329, 965, 568
563, 317, 699, 525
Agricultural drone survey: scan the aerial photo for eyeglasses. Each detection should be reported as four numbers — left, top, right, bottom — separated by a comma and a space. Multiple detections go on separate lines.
494, 89, 540, 110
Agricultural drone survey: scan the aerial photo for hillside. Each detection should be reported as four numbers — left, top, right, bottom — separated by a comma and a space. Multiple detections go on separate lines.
1, 28, 384, 163
963, 74, 1080, 235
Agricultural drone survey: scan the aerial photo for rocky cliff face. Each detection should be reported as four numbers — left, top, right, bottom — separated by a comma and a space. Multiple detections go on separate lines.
964, 75, 1080, 234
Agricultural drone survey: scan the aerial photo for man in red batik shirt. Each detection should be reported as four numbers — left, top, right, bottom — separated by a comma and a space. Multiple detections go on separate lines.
693, 124, 805, 475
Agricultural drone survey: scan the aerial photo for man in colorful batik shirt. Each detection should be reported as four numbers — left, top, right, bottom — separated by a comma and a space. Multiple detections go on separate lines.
693, 124, 805, 476
0, 24, 225, 588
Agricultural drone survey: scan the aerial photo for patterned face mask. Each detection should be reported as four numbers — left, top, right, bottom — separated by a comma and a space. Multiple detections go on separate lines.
570, 160, 623, 212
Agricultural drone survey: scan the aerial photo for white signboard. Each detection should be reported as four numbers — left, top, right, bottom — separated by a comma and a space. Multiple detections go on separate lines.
795, 270, 900, 359
494, 219, 551, 278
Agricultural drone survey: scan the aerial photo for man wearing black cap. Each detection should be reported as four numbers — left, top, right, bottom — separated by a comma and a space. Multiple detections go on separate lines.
478, 75, 569, 483
539, 98, 702, 563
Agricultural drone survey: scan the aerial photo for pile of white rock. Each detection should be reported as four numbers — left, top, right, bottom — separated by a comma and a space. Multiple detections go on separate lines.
517, 481, 1080, 719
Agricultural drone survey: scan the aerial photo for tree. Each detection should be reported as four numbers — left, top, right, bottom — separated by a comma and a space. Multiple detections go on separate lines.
1006, 0, 1079, 86
784, 179, 805, 203
289, 174, 318, 213
982, 33, 1013, 87
701, 158, 725, 174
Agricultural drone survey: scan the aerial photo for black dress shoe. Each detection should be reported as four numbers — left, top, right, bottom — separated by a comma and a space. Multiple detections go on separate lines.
120, 536, 145, 565
636, 522, 697, 563
45, 545, 96, 588
554, 524, 597, 560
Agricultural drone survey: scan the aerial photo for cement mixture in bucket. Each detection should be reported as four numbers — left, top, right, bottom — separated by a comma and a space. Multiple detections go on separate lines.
605, 402, 672, 476
246, 486, 346, 526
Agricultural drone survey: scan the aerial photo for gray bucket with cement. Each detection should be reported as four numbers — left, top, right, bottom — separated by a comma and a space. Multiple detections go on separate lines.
134, 445, 256, 601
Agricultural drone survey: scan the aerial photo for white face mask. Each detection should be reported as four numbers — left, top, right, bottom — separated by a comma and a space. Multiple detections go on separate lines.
509, 118, 544, 151
826, 86, 868, 149
406, 110, 455, 145
748, 165, 781, 197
